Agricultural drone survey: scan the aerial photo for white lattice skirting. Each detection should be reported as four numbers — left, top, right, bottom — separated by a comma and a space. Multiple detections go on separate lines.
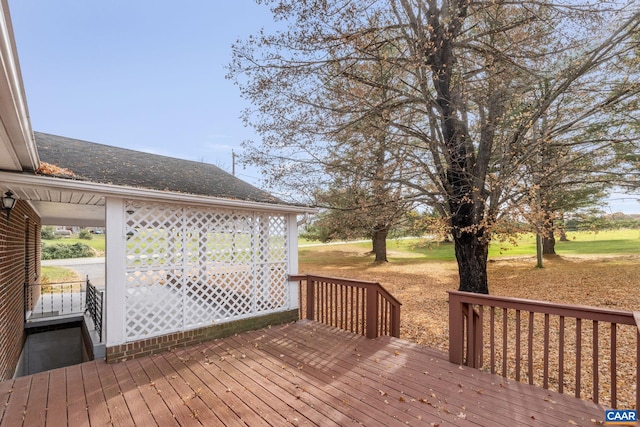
124, 201, 289, 340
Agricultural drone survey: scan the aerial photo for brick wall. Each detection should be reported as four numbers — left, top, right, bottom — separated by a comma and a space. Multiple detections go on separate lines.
0, 200, 41, 381
106, 309, 299, 363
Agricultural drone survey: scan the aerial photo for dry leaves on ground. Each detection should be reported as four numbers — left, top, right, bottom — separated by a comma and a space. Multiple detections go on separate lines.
300, 247, 640, 408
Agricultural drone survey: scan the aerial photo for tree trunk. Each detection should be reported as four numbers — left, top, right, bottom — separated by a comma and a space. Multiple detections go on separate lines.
536, 233, 544, 268
453, 230, 489, 294
542, 233, 556, 254
542, 219, 556, 255
559, 228, 568, 242
559, 214, 568, 241
371, 227, 388, 262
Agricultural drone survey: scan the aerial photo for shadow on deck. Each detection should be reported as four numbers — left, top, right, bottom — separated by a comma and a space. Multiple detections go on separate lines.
0, 320, 604, 426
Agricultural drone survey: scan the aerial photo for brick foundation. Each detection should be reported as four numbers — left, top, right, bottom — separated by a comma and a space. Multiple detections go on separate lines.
105, 309, 299, 363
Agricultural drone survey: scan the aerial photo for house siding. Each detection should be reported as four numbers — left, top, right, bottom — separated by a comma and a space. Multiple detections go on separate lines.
0, 200, 41, 381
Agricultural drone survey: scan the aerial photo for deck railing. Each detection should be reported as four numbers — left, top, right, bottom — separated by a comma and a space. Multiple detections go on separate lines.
25, 280, 86, 319
449, 290, 640, 409
85, 278, 104, 340
292, 274, 401, 338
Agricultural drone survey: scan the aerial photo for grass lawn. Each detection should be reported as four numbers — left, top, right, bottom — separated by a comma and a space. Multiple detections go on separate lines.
41, 266, 81, 283
300, 228, 640, 262
298, 228, 640, 408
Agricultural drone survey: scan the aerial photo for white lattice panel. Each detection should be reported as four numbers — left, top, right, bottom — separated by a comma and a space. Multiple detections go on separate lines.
124, 201, 290, 340
125, 270, 183, 338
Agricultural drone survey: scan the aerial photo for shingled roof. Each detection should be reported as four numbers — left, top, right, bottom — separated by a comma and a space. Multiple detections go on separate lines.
34, 132, 284, 205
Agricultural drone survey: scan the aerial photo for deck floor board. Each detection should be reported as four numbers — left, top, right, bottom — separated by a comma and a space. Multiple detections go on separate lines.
2, 375, 31, 426
109, 361, 157, 427
44, 369, 67, 427
21, 372, 48, 427
124, 359, 179, 426
178, 344, 286, 426
0, 320, 606, 426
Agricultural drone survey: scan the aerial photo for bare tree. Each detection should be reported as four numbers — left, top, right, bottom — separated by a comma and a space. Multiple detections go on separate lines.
229, 0, 640, 293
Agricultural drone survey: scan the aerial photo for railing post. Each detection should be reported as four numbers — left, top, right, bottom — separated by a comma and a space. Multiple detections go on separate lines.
306, 278, 315, 321
448, 291, 464, 365
391, 303, 401, 338
633, 311, 640, 411
366, 288, 378, 339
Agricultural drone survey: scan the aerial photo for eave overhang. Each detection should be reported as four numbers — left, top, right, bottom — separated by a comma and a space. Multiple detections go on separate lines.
0, 0, 38, 172
0, 171, 316, 217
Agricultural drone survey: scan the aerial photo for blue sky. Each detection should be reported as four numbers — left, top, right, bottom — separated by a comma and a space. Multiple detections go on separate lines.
9, 0, 274, 185
8, 1, 639, 213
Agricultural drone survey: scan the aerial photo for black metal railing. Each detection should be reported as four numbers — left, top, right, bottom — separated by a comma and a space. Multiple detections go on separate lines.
25, 280, 86, 319
85, 277, 104, 340
25, 276, 104, 342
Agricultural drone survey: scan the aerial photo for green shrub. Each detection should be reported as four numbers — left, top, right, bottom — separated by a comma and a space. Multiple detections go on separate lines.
41, 226, 56, 240
41, 242, 94, 260
78, 229, 93, 240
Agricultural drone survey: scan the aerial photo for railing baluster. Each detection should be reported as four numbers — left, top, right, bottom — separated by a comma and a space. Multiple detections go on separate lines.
516, 309, 521, 381
502, 307, 508, 378
320, 281, 326, 324
559, 316, 565, 394
336, 284, 340, 329
528, 312, 534, 385
382, 297, 387, 336
349, 286, 353, 332
490, 306, 495, 374
330, 284, 335, 326
466, 303, 475, 367
543, 313, 549, 389
593, 320, 599, 404
576, 318, 582, 399
611, 322, 617, 408
355, 288, 360, 335
341, 284, 345, 329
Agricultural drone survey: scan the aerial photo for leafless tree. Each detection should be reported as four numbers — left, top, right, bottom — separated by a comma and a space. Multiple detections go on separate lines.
229, 0, 640, 293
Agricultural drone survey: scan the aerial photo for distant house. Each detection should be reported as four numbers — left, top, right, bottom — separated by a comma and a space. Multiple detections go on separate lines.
0, 2, 311, 381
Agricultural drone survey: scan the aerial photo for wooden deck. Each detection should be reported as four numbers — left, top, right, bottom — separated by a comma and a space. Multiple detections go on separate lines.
0, 320, 605, 426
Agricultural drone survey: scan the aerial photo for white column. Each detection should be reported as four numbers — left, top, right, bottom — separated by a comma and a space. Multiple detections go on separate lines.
287, 213, 299, 309
105, 197, 127, 346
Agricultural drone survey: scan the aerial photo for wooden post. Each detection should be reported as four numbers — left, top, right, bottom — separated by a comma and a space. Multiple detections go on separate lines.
306, 278, 315, 321
448, 291, 464, 365
633, 312, 640, 410
391, 304, 401, 338
366, 288, 378, 339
